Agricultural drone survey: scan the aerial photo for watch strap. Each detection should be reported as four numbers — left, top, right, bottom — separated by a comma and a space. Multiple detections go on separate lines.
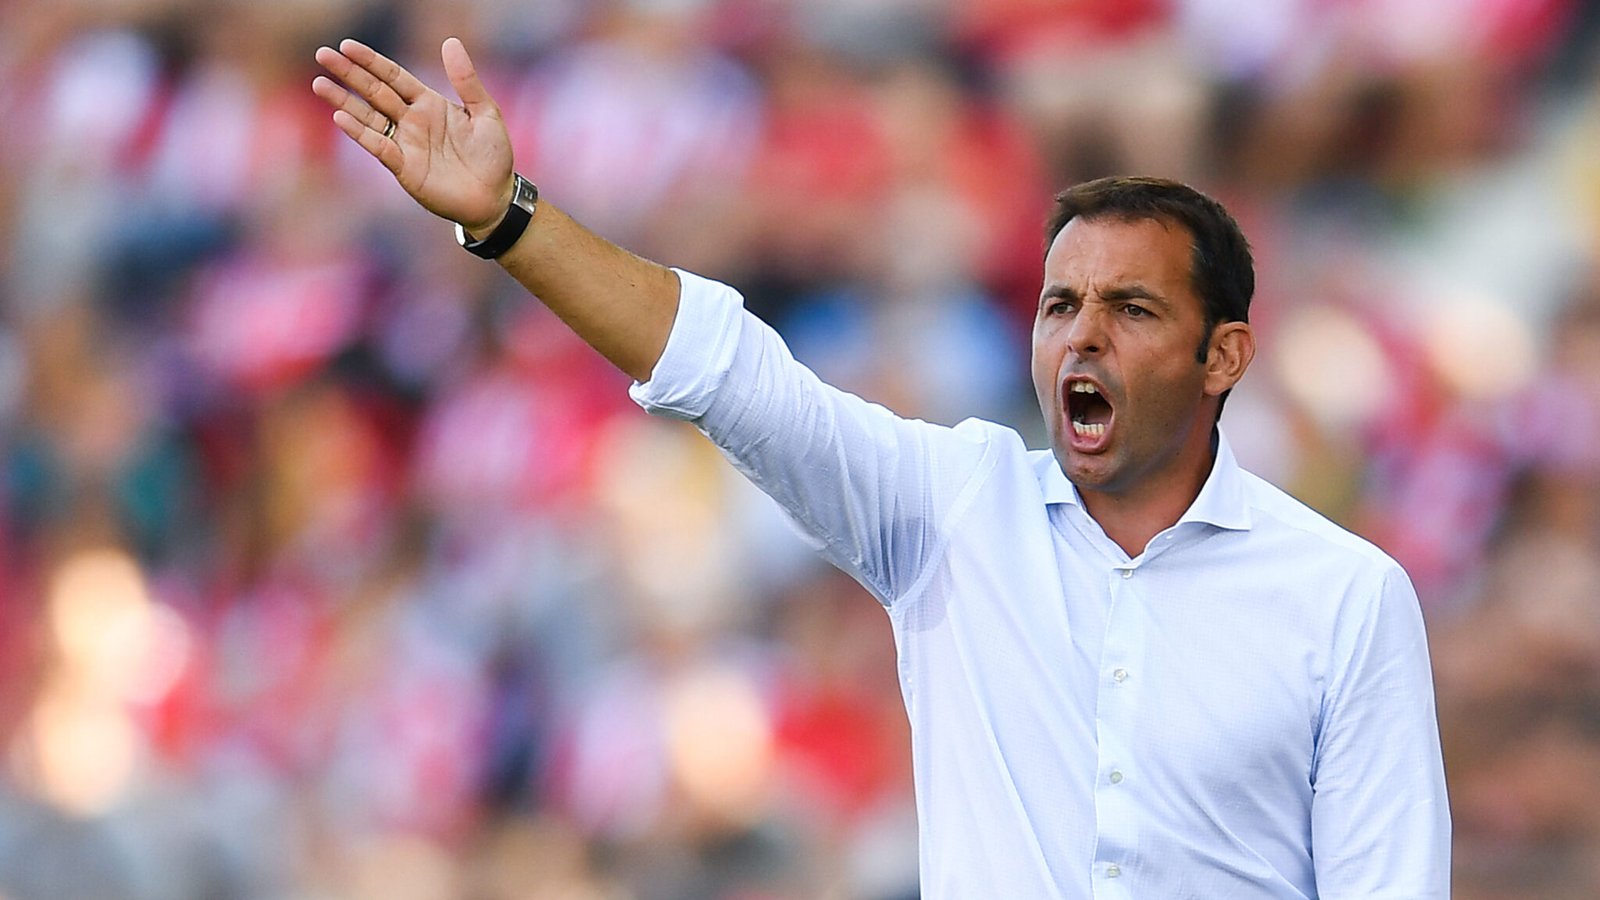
456, 173, 538, 259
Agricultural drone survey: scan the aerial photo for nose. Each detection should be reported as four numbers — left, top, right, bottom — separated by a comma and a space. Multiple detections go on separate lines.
1066, 304, 1107, 357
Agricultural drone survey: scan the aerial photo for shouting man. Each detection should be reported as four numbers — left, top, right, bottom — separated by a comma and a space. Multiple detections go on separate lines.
314, 36, 1450, 898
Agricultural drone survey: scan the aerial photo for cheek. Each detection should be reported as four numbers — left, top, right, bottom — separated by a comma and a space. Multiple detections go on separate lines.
1130, 358, 1210, 423
1030, 331, 1059, 402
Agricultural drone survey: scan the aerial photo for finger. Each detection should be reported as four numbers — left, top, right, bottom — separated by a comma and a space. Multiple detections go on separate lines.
312, 75, 391, 134
332, 109, 402, 176
316, 46, 409, 121
441, 37, 498, 118
338, 38, 429, 104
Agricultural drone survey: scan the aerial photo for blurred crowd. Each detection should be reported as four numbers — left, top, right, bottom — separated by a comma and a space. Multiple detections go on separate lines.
1, 0, 1599, 897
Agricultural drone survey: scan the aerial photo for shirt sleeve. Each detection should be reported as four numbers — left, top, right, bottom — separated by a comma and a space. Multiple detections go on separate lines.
1309, 564, 1452, 897
630, 269, 994, 605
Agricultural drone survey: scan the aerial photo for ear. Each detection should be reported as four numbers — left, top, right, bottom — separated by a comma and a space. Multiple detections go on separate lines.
1203, 321, 1255, 397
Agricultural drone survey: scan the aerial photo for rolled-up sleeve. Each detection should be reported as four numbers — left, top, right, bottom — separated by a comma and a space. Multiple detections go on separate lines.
629, 269, 746, 420
632, 269, 992, 605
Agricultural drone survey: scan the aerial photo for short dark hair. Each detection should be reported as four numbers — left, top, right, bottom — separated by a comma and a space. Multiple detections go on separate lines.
1046, 176, 1254, 364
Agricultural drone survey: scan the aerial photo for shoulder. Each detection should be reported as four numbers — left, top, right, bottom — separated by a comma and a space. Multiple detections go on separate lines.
932, 416, 1030, 461
1233, 473, 1430, 695
1237, 469, 1404, 583
914, 417, 1051, 504
945, 418, 1063, 477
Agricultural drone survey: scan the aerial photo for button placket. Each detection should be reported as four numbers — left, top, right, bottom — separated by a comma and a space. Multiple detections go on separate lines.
1094, 556, 1142, 897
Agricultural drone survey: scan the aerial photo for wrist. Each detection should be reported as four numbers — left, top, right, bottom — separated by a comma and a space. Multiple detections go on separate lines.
463, 176, 517, 240
455, 173, 539, 260
463, 212, 506, 242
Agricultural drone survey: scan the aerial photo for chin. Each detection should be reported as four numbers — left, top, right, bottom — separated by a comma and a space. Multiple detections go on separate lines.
1068, 469, 1122, 494
1058, 448, 1120, 492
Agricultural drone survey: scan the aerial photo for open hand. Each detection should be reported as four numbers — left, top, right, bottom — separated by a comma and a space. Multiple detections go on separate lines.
313, 37, 513, 234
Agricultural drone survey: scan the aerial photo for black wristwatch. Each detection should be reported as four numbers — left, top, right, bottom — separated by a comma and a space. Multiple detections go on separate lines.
455, 173, 538, 259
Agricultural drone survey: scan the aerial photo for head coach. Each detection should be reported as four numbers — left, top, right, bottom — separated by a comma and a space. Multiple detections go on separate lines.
314, 35, 1450, 898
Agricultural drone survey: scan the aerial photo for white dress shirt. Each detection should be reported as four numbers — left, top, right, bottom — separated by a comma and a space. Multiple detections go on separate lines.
632, 270, 1451, 899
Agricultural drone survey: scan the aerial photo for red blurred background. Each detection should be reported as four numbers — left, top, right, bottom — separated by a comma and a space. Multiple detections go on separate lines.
1, 0, 1599, 897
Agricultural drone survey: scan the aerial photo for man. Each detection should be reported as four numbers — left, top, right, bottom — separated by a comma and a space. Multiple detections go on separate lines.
314, 36, 1450, 898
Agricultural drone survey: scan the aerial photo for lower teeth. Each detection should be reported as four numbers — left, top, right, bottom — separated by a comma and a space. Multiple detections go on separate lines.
1072, 421, 1105, 437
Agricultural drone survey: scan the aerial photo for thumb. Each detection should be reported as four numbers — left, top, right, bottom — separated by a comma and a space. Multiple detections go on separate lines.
441, 36, 497, 116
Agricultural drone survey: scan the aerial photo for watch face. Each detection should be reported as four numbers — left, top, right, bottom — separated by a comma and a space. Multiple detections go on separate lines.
512, 175, 539, 213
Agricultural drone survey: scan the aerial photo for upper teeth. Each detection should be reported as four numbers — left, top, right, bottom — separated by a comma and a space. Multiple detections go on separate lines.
1070, 382, 1098, 394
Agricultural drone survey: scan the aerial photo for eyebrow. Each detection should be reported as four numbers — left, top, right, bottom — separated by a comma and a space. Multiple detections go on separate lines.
1038, 282, 1170, 310
1039, 284, 1080, 307
1101, 284, 1169, 309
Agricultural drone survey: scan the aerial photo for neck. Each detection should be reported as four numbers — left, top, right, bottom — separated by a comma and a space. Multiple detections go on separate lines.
1079, 431, 1217, 557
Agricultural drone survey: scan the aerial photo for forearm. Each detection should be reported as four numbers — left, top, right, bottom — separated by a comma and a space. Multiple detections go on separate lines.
312, 37, 679, 383
312, 36, 974, 576
489, 200, 679, 383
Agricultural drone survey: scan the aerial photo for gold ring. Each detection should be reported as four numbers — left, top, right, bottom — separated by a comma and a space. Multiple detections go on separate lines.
381, 117, 397, 140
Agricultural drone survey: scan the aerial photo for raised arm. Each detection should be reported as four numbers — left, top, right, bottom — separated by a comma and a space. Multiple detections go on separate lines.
313, 36, 995, 605
312, 37, 678, 382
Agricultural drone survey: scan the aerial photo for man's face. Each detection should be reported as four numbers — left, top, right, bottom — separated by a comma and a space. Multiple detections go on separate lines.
1032, 215, 1242, 502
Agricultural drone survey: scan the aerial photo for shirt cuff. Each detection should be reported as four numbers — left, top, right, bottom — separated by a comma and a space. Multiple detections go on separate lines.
628, 268, 746, 421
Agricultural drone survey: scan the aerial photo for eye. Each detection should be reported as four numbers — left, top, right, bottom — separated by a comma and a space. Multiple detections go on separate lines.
1122, 303, 1150, 318
1046, 299, 1074, 316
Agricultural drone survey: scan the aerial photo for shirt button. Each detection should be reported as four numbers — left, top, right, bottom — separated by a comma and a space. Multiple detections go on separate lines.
1109, 770, 1124, 785
1121, 569, 1132, 579
1113, 668, 1128, 683
1106, 864, 1122, 878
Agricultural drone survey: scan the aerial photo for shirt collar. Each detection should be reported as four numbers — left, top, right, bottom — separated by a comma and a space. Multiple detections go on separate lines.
1037, 427, 1253, 531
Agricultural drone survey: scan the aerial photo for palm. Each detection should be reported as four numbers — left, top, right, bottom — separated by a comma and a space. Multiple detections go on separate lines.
393, 89, 511, 229
313, 38, 513, 232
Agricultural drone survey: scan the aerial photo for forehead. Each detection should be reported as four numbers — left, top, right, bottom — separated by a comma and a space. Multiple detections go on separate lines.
1042, 215, 1196, 295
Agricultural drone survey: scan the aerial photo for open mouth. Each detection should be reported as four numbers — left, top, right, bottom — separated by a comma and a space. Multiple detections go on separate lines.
1066, 380, 1113, 443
